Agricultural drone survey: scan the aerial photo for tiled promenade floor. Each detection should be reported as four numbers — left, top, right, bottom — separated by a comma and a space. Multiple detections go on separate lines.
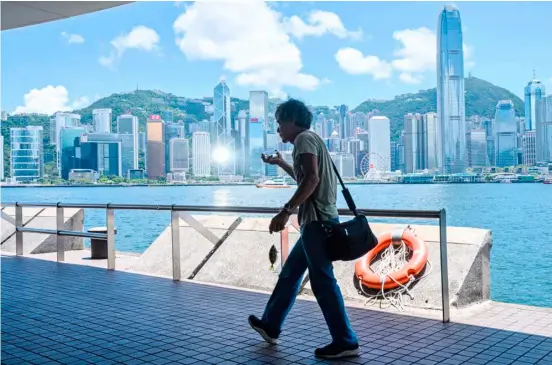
2, 257, 551, 365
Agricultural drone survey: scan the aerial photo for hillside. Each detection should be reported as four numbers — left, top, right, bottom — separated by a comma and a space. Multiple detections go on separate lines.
354, 76, 524, 140
2, 77, 524, 177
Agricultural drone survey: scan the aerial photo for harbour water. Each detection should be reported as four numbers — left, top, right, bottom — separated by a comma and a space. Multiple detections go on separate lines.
2, 184, 551, 308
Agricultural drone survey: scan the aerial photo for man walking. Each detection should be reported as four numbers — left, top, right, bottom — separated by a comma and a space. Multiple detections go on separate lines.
248, 99, 360, 359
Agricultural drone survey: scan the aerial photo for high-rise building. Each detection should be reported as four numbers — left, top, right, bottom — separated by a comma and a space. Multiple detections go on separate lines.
0, 135, 4, 179
249, 116, 264, 177
368, 116, 391, 172
169, 138, 190, 173
347, 139, 361, 175
249, 91, 269, 136
117, 114, 139, 176
522, 131, 537, 166
536, 95, 552, 163
78, 133, 122, 177
404, 113, 428, 173
93, 109, 112, 134
437, 5, 466, 173
423, 112, 440, 171
51, 112, 81, 146
213, 81, 235, 176
192, 132, 211, 177
524, 74, 546, 131
338, 105, 348, 139
165, 122, 185, 173
326, 131, 341, 152
331, 153, 356, 178
1, 111, 8, 121
59, 127, 87, 180
466, 130, 487, 167
494, 100, 518, 167
147, 115, 166, 179
139, 132, 146, 151
10, 126, 44, 182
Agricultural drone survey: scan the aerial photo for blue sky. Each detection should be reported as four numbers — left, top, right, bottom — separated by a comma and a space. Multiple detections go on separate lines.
2, 1, 551, 115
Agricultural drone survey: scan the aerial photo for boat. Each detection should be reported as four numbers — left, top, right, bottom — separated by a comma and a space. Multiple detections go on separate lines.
256, 178, 291, 188
544, 176, 552, 185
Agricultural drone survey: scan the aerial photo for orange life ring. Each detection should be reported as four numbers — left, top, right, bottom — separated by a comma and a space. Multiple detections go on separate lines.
354, 229, 428, 290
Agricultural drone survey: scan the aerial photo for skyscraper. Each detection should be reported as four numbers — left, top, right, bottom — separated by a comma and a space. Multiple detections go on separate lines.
10, 126, 44, 182
59, 127, 87, 180
424, 112, 440, 172
494, 100, 518, 167
192, 132, 211, 177
437, 5, 466, 173
213, 81, 235, 176
404, 113, 428, 173
524, 73, 546, 131
466, 130, 487, 167
93, 109, 112, 134
249, 91, 269, 136
367, 116, 391, 172
78, 133, 123, 177
169, 138, 190, 173
117, 114, 139, 176
536, 96, 552, 163
338, 104, 348, 139
147, 115, 166, 179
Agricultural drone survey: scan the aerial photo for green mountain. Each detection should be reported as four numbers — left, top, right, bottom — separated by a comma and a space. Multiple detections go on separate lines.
354, 76, 524, 140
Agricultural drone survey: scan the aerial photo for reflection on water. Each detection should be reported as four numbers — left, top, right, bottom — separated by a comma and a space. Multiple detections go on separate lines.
213, 188, 230, 206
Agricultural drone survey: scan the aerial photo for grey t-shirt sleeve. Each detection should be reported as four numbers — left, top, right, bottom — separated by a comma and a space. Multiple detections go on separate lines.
294, 132, 319, 156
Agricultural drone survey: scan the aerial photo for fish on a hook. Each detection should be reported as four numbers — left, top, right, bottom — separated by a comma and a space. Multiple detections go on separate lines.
269, 245, 278, 271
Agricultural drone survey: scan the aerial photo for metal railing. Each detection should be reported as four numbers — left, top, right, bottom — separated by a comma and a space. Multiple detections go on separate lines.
2, 202, 450, 322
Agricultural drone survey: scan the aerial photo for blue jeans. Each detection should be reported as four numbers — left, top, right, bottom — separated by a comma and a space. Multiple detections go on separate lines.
261, 218, 358, 346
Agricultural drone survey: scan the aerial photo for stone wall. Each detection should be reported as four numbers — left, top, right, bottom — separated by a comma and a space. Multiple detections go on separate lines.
131, 214, 492, 310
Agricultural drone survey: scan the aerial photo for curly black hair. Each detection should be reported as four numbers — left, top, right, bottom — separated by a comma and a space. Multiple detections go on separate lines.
275, 98, 312, 129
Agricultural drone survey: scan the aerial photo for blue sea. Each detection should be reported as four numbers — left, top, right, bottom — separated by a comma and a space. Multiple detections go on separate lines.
2, 184, 551, 308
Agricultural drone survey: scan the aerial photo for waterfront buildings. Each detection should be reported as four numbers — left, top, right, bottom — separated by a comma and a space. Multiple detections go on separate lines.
165, 122, 185, 173
536, 95, 552, 163
524, 75, 546, 131
331, 153, 355, 178
50, 112, 81, 147
10, 126, 44, 182
437, 5, 466, 173
93, 108, 112, 134
147, 115, 166, 179
249, 91, 269, 138
338, 104, 348, 139
213, 81, 235, 177
192, 132, 211, 177
249, 116, 264, 177
404, 113, 427, 173
367, 116, 391, 172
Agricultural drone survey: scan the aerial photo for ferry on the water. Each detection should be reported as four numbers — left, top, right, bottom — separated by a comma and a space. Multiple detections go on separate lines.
256, 178, 291, 189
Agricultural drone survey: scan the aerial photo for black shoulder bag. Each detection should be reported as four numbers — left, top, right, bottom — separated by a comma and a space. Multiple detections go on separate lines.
304, 160, 379, 262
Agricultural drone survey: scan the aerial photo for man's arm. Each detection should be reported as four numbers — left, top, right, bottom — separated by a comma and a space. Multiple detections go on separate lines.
285, 153, 320, 210
277, 160, 296, 181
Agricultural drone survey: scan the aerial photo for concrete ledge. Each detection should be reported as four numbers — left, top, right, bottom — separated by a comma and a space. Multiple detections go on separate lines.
1, 208, 85, 254
132, 215, 491, 310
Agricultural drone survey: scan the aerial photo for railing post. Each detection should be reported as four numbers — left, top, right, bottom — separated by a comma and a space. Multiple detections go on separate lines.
439, 209, 450, 323
56, 204, 65, 262
15, 203, 23, 256
280, 227, 289, 268
171, 207, 181, 281
106, 206, 115, 270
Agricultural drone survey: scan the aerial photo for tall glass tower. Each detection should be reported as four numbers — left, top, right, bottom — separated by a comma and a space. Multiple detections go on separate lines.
524, 73, 546, 131
437, 5, 466, 173
494, 100, 518, 167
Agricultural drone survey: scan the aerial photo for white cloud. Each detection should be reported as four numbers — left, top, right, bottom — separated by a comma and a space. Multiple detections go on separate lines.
173, 2, 343, 95
100, 25, 160, 67
61, 31, 85, 44
391, 27, 475, 83
284, 10, 362, 40
334, 47, 392, 79
13, 85, 89, 115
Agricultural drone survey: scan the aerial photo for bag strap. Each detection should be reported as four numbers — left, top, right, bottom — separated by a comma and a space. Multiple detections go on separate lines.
309, 156, 359, 220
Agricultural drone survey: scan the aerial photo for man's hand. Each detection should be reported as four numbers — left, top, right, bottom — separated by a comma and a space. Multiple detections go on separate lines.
261, 151, 282, 166
269, 210, 290, 234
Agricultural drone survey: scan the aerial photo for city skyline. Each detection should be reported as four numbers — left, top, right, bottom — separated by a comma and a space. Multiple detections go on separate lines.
2, 2, 552, 115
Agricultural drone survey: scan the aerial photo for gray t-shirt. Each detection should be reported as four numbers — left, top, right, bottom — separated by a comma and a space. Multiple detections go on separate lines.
292, 130, 338, 226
